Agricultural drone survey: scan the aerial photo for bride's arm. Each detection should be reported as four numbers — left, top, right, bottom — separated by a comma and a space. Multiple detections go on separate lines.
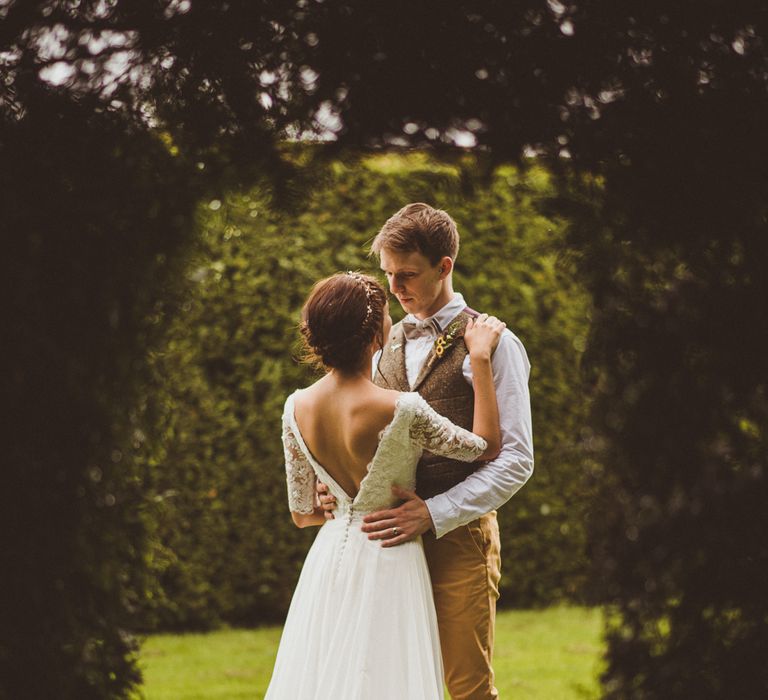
464, 315, 504, 461
283, 410, 328, 528
291, 509, 326, 528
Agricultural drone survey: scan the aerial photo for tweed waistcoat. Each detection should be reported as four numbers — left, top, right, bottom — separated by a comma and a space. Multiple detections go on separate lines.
374, 311, 480, 499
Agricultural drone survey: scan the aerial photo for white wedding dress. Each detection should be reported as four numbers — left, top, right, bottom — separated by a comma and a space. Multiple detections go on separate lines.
265, 391, 487, 700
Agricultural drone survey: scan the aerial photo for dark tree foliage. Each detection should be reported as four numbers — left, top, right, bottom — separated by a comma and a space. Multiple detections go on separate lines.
2, 0, 767, 697
542, 7, 768, 698
0, 92, 199, 698
1, 3, 301, 697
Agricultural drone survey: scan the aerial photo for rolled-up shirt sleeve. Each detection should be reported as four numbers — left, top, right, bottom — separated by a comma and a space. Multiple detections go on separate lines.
424, 330, 534, 539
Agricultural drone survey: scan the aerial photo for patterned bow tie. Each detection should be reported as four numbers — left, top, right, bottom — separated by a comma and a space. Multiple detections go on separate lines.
402, 317, 442, 340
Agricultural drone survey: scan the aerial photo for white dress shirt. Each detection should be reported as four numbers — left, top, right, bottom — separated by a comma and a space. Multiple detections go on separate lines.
374, 293, 534, 538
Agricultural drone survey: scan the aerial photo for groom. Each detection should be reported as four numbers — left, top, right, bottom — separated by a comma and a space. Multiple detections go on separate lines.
320, 203, 534, 699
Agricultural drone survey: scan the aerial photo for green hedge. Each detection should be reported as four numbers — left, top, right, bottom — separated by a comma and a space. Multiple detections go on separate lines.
138, 153, 593, 630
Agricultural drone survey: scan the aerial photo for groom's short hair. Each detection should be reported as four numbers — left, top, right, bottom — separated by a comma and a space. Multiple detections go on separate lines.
371, 203, 459, 264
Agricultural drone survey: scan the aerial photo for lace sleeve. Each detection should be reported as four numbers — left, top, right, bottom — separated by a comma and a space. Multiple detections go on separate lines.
282, 412, 317, 514
409, 394, 487, 462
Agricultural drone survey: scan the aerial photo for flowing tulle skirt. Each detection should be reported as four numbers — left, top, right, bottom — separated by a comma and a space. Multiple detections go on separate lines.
265, 515, 443, 699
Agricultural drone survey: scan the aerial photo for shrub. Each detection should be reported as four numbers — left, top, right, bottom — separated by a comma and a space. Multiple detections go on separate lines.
139, 153, 593, 630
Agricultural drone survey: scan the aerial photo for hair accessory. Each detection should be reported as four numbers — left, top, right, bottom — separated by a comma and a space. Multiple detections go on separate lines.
346, 271, 374, 322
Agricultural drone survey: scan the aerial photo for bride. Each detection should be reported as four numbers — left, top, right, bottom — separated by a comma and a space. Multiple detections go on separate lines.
265, 271, 504, 699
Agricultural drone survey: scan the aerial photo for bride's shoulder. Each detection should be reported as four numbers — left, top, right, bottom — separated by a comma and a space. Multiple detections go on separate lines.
393, 391, 430, 416
366, 386, 400, 414
283, 386, 305, 404
283, 383, 315, 420
287, 375, 327, 407
364, 387, 418, 425
282, 388, 300, 419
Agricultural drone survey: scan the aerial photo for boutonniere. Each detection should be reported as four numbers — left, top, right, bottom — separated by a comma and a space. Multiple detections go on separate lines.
390, 342, 402, 352
427, 319, 463, 367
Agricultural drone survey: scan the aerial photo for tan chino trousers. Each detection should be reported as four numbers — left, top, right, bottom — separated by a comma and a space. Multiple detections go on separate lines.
422, 511, 502, 700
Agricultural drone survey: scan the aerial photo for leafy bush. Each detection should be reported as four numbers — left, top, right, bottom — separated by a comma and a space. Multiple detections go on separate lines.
138, 153, 593, 630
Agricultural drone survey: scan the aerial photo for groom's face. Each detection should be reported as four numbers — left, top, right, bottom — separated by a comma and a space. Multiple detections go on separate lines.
379, 248, 449, 319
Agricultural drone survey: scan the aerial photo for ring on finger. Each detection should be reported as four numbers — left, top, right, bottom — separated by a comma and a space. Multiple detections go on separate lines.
392, 526, 400, 536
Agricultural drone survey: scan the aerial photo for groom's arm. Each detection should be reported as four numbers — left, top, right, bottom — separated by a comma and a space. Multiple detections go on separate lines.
424, 330, 534, 539
362, 330, 533, 547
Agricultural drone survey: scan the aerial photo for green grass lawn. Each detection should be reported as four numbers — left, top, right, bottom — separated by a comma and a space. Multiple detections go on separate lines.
136, 606, 604, 699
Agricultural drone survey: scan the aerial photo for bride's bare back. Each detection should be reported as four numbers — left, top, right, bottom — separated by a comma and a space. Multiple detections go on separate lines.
292, 376, 401, 499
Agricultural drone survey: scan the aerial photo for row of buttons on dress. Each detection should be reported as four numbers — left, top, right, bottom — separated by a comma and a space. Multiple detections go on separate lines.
333, 504, 355, 583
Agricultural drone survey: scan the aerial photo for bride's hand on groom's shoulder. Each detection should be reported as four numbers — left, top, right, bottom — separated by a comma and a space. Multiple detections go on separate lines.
464, 314, 506, 361
316, 481, 336, 520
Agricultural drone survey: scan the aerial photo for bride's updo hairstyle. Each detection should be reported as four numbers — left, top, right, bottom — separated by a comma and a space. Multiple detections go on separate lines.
300, 272, 388, 373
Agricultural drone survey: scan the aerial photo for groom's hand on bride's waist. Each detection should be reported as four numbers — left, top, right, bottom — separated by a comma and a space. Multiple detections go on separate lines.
361, 486, 435, 548
316, 481, 337, 520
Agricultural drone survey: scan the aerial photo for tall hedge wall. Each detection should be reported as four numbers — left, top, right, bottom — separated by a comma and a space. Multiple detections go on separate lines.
138, 153, 593, 630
